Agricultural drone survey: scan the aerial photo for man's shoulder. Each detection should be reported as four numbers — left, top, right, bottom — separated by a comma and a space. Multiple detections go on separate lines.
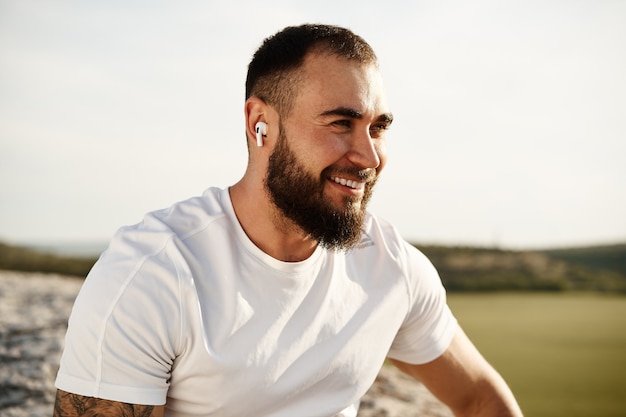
98, 187, 231, 265
355, 212, 431, 267
123, 187, 229, 239
150, 187, 228, 228
359, 211, 405, 249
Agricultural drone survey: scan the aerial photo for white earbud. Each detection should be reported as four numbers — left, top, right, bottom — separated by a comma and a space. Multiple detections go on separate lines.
255, 122, 267, 147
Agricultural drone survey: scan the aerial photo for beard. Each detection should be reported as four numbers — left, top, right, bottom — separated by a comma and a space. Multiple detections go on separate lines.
264, 124, 377, 251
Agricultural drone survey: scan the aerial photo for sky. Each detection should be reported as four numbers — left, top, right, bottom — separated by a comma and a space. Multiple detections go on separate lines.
1, 0, 625, 250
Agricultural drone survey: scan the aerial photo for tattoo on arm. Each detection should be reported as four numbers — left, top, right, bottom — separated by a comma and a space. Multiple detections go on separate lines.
53, 390, 162, 417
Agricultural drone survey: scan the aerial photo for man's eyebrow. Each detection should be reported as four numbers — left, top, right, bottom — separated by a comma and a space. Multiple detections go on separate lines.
320, 107, 363, 119
320, 107, 394, 123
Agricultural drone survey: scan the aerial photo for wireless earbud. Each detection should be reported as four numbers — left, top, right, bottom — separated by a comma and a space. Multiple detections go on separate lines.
255, 122, 267, 147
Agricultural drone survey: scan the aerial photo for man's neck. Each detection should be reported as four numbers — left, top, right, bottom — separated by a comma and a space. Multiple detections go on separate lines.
228, 182, 319, 262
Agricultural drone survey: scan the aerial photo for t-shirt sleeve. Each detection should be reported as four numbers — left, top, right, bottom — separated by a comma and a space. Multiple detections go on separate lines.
55, 230, 184, 405
386, 242, 458, 364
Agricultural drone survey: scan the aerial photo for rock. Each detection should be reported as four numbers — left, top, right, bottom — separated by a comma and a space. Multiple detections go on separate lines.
0, 271, 83, 417
359, 365, 453, 417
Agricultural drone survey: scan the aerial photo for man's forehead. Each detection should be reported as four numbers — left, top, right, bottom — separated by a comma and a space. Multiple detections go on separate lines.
298, 54, 389, 114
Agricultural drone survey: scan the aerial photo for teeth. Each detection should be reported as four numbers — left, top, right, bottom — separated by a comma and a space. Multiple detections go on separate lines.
331, 176, 364, 190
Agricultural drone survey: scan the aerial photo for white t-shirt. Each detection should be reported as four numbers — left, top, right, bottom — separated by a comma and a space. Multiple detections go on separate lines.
56, 187, 457, 417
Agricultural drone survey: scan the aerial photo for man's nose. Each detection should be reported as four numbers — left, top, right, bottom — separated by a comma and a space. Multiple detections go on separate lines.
347, 129, 381, 170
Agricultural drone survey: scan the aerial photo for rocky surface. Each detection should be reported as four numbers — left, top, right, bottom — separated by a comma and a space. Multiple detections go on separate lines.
0, 271, 82, 417
0, 270, 453, 417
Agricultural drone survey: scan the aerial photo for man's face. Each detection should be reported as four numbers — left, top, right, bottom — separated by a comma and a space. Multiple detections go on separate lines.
265, 122, 377, 250
264, 53, 393, 251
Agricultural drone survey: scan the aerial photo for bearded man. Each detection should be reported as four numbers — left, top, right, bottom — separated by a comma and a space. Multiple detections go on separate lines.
54, 24, 523, 417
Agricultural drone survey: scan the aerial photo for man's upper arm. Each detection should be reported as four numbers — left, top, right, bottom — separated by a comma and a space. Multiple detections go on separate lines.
53, 389, 164, 417
389, 326, 523, 417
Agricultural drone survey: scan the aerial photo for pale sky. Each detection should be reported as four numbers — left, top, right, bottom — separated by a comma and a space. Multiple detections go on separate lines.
1, 0, 625, 249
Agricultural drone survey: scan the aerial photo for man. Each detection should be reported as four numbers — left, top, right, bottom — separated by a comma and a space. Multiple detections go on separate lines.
54, 24, 523, 417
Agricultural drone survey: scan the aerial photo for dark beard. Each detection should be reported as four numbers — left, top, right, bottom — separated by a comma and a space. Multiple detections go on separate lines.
265, 125, 377, 251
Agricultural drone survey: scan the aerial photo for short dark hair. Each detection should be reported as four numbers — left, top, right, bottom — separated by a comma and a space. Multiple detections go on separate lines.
246, 24, 378, 116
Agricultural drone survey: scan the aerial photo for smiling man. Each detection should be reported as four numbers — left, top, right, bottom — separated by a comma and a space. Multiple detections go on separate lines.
53, 24, 523, 417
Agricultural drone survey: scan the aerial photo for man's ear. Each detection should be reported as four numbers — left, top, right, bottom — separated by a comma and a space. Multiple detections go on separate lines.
245, 97, 269, 149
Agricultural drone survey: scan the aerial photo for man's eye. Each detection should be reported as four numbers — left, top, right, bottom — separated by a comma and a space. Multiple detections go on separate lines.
332, 120, 352, 128
370, 123, 390, 133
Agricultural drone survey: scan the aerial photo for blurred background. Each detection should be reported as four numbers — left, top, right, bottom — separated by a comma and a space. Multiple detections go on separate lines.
0, 2, 624, 417
1, 0, 624, 250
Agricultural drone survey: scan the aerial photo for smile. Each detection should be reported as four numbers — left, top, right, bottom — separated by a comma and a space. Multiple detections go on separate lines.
330, 176, 366, 190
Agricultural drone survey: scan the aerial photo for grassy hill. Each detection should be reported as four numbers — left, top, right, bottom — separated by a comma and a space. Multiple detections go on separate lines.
415, 243, 626, 293
1, 241, 624, 293
0, 242, 98, 278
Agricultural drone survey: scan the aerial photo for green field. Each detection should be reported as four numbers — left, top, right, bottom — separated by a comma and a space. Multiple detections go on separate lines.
447, 293, 626, 417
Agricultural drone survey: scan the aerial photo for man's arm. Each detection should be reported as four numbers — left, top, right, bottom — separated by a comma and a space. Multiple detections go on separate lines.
390, 326, 523, 417
53, 389, 164, 417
